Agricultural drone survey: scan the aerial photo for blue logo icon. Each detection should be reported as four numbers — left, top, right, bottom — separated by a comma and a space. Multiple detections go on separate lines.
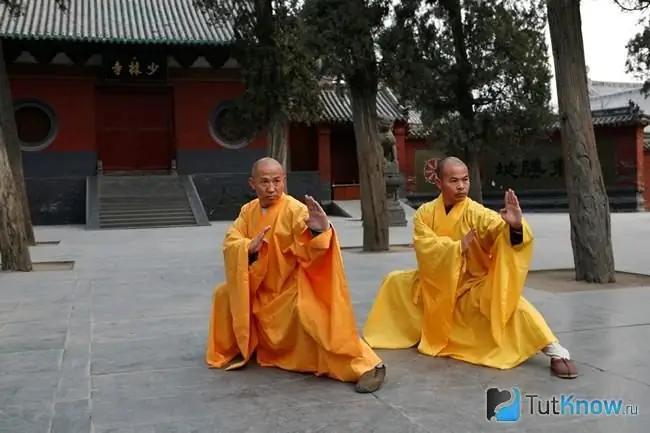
486, 387, 521, 422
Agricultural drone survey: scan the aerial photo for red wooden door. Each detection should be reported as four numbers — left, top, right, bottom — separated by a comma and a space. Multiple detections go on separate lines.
96, 90, 172, 172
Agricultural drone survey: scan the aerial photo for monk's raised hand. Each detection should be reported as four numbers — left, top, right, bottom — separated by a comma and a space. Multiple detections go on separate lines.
499, 189, 522, 229
461, 229, 476, 254
304, 195, 329, 232
248, 225, 271, 254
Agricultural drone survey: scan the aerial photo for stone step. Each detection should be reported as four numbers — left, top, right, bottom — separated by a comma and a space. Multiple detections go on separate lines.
99, 208, 194, 217
98, 220, 198, 229
88, 174, 210, 230
100, 196, 188, 201
99, 213, 196, 222
100, 202, 192, 211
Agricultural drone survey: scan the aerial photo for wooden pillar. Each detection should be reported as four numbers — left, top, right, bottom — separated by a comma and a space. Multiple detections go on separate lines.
394, 123, 407, 174
635, 126, 645, 194
317, 124, 331, 183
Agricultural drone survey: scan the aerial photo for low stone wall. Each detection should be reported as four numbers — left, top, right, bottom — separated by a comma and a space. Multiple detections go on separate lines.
22, 150, 96, 226
25, 177, 87, 225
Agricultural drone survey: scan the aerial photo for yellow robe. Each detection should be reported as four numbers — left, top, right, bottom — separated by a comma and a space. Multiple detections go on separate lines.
206, 193, 381, 381
362, 196, 556, 369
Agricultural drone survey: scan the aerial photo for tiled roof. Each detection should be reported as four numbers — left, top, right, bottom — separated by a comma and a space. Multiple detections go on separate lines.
318, 86, 408, 123
406, 104, 648, 141
0, 0, 232, 45
553, 104, 650, 129
405, 111, 430, 139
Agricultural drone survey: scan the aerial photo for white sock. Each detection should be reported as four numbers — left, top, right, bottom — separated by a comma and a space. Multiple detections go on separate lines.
542, 342, 570, 359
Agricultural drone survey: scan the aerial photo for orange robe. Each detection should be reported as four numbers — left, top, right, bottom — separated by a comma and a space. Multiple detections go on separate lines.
363, 196, 556, 369
206, 193, 381, 381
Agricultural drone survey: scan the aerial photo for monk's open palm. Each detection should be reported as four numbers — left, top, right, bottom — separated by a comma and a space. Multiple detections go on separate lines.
499, 189, 522, 228
304, 195, 329, 232
248, 226, 271, 254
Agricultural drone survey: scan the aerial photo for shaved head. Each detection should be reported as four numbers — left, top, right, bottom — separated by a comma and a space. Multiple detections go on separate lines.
249, 157, 286, 207
434, 156, 469, 206
251, 157, 284, 178
436, 156, 467, 180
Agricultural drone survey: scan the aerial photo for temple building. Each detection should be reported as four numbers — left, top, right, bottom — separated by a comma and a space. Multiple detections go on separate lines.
0, 1, 647, 230
0, 0, 429, 228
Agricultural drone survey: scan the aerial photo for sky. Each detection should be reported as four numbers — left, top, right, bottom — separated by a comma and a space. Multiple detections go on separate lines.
545, 0, 648, 106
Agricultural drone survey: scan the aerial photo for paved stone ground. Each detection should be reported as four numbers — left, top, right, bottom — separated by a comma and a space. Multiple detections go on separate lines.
1, 213, 649, 433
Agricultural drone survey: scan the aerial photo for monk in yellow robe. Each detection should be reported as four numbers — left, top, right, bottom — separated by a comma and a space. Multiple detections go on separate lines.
363, 157, 578, 379
206, 157, 386, 392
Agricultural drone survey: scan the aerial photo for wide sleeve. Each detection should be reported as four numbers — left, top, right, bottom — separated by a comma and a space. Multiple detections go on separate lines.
472, 205, 533, 252
291, 205, 334, 266
220, 206, 263, 362
469, 204, 535, 345
412, 203, 465, 355
289, 205, 363, 357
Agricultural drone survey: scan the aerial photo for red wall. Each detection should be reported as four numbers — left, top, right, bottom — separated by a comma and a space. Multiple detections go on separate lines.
171, 80, 266, 150
404, 136, 429, 183
595, 126, 640, 189
10, 77, 96, 152
402, 124, 645, 191
643, 150, 650, 210
8, 77, 272, 153
289, 123, 317, 171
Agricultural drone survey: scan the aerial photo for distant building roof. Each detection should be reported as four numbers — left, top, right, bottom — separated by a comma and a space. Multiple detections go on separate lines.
318, 86, 406, 123
317, 86, 426, 138
588, 79, 643, 99
589, 103, 650, 128
0, 0, 233, 45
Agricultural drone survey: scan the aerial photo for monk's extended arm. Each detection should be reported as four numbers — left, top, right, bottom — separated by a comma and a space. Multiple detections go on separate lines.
292, 207, 334, 265
472, 206, 530, 249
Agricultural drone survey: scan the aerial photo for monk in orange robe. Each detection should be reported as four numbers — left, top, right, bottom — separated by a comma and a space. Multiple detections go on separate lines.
363, 157, 578, 379
206, 157, 386, 393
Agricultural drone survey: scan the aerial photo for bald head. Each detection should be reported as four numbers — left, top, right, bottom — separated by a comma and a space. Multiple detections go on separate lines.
435, 157, 466, 180
249, 157, 286, 207
434, 156, 469, 206
251, 157, 284, 178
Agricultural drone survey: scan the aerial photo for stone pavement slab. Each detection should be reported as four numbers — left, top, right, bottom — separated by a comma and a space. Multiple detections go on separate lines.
0, 212, 649, 432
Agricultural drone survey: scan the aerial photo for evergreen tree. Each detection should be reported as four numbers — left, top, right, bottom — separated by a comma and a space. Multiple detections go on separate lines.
547, 0, 616, 283
194, 0, 322, 169
379, 0, 554, 202
303, 0, 391, 251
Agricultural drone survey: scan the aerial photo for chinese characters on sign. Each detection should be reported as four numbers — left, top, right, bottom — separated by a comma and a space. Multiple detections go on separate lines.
104, 53, 167, 82
495, 157, 564, 180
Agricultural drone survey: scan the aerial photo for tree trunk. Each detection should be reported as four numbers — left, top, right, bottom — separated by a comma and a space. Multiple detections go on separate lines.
0, 121, 32, 272
267, 114, 289, 170
442, 0, 483, 203
0, 42, 35, 245
350, 85, 389, 252
547, 0, 616, 283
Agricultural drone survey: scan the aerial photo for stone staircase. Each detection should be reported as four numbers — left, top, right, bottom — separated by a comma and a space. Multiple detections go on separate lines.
86, 175, 210, 229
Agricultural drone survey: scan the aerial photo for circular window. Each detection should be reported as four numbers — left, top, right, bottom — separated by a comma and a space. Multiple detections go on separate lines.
14, 99, 58, 151
208, 101, 253, 149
